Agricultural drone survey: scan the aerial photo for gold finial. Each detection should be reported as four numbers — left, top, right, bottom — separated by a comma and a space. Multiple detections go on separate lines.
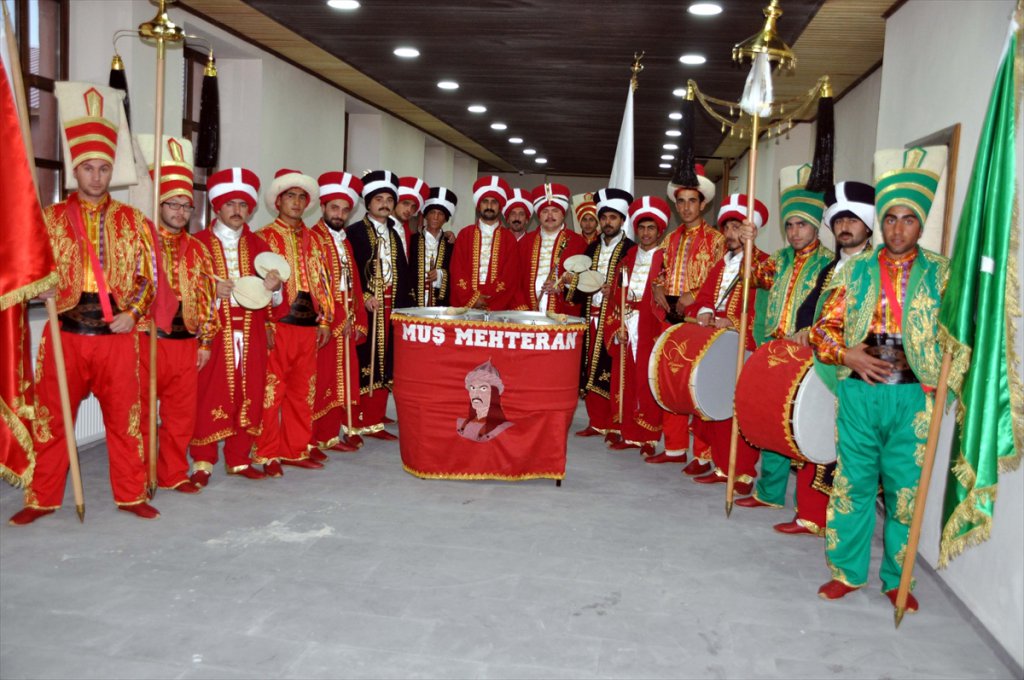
820, 75, 833, 98
630, 51, 645, 92
204, 49, 217, 77
138, 0, 185, 44
110, 53, 125, 71
732, 0, 796, 70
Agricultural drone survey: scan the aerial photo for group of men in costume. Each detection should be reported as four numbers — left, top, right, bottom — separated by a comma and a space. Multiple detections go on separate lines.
10, 79, 949, 616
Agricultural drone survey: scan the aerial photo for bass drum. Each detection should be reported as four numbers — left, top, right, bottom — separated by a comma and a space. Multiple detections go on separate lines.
733, 339, 836, 464
647, 322, 739, 421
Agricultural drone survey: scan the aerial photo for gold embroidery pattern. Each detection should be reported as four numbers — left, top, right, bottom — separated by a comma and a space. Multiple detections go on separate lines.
307, 374, 317, 408
264, 373, 279, 409
895, 486, 917, 525
829, 457, 853, 516
211, 407, 229, 421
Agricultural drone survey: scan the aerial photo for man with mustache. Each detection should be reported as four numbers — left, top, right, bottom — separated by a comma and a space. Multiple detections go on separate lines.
410, 187, 457, 306
518, 183, 587, 316
449, 176, 520, 310
503, 188, 534, 242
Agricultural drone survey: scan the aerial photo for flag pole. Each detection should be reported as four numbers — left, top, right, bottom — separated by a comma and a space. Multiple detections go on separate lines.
341, 264, 354, 436
894, 352, 953, 627
618, 269, 627, 428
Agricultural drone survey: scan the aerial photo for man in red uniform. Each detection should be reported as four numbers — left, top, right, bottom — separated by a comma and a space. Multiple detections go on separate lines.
254, 169, 334, 475
190, 168, 283, 485
571, 192, 599, 245
11, 83, 159, 524
310, 172, 368, 456
395, 176, 429, 258
652, 163, 724, 472
684, 194, 769, 491
138, 134, 218, 494
450, 176, 520, 311
517, 183, 587, 315
503, 188, 534, 242
603, 197, 672, 457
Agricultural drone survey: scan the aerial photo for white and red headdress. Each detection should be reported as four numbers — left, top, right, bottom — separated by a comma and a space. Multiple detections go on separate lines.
208, 167, 260, 213
717, 193, 769, 229
318, 171, 363, 208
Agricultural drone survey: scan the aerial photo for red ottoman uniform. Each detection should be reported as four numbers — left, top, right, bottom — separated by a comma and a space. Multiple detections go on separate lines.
517, 183, 586, 316
450, 176, 521, 311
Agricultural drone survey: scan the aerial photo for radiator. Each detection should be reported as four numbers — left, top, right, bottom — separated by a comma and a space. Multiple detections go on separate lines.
73, 396, 106, 446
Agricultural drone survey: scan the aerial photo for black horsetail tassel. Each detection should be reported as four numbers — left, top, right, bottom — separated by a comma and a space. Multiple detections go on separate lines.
108, 53, 131, 128
195, 52, 220, 168
671, 96, 699, 187
805, 95, 834, 193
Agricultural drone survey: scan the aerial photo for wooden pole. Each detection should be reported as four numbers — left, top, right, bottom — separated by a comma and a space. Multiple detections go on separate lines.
894, 352, 953, 627
618, 269, 627, 428
146, 37, 168, 499
725, 112, 760, 518
45, 299, 85, 522
341, 265, 354, 435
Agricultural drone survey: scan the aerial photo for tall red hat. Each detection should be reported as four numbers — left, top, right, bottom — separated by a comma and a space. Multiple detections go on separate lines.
531, 183, 571, 214
398, 176, 430, 212
318, 171, 363, 208
628, 196, 671, 235
208, 167, 261, 212
58, 85, 119, 168
473, 176, 512, 208
138, 134, 194, 204
717, 193, 769, 229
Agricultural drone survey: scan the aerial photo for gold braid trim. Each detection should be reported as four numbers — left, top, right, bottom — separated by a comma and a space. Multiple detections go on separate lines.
190, 427, 235, 446
402, 463, 564, 482
0, 398, 33, 488
938, 472, 999, 568
0, 272, 58, 311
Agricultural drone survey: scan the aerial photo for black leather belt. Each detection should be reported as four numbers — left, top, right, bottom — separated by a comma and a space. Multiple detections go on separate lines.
58, 292, 117, 336
280, 290, 318, 326
850, 332, 919, 384
157, 304, 195, 340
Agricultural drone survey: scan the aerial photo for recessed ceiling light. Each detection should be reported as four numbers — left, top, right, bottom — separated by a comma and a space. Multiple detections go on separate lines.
467, 104, 487, 113
663, 143, 679, 150
327, 0, 360, 9
508, 137, 523, 144
659, 163, 673, 169
661, 154, 674, 160
535, 158, 548, 165
393, 46, 419, 58
523, 148, 536, 156
668, 112, 682, 120
679, 54, 707, 65
437, 80, 459, 90
672, 87, 688, 98
490, 122, 508, 131
688, 3, 723, 16
666, 130, 682, 137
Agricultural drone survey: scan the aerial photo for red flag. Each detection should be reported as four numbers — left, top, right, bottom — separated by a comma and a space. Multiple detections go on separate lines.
0, 55, 57, 487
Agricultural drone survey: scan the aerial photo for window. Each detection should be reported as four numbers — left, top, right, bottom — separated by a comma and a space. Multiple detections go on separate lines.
5, 0, 68, 206
182, 46, 210, 233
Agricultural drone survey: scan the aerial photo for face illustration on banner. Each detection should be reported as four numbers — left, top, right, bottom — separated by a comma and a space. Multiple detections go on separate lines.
456, 359, 515, 443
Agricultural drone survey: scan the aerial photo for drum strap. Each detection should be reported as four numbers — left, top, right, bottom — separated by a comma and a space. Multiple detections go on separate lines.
714, 270, 743, 312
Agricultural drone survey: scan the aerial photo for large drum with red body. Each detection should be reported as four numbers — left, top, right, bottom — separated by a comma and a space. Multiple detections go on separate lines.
647, 323, 739, 421
733, 339, 837, 464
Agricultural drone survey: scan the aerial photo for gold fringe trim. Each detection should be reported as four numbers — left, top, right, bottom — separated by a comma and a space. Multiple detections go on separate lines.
1003, 45, 1023, 469
938, 470, 999, 567
402, 463, 564, 482
0, 397, 34, 489
0, 272, 57, 311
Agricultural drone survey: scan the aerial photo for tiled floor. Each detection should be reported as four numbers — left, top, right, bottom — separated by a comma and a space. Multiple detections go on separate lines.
0, 403, 1017, 679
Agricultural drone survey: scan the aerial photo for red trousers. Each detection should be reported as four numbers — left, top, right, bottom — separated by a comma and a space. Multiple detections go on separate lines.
140, 336, 198, 489
704, 418, 758, 484
311, 406, 356, 448
584, 392, 614, 434
190, 433, 256, 473
27, 327, 146, 508
353, 389, 390, 433
795, 463, 829, 534
663, 413, 692, 455
255, 323, 317, 463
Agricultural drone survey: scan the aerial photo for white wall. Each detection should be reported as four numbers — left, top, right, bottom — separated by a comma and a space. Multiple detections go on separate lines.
878, 0, 1022, 667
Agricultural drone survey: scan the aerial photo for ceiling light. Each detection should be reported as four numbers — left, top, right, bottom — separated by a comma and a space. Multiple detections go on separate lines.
672, 87, 688, 98
661, 154, 674, 160
490, 122, 508, 131
535, 158, 548, 165
663, 143, 679, 150
523, 148, 536, 156
679, 54, 706, 65
666, 130, 682, 137
327, 0, 360, 9
467, 104, 487, 113
437, 80, 459, 90
688, 3, 722, 16
659, 163, 673, 169
668, 112, 682, 120
508, 137, 523, 144
393, 46, 419, 58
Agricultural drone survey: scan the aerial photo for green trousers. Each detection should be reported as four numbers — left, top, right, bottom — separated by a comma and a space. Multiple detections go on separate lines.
826, 379, 929, 591
754, 450, 792, 507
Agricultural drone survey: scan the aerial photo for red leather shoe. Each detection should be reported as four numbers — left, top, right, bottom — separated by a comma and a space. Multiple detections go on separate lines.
367, 430, 398, 441
639, 443, 657, 457
609, 440, 640, 451
264, 460, 284, 478
575, 426, 602, 437
818, 579, 860, 600
172, 481, 202, 494
646, 452, 688, 464
734, 495, 773, 509
231, 465, 266, 481
346, 434, 364, 448
885, 588, 919, 613
308, 448, 329, 463
774, 520, 815, 535
693, 472, 726, 484
327, 439, 360, 452
190, 470, 211, 488
681, 459, 711, 476
118, 502, 160, 520
8, 507, 55, 526
280, 458, 324, 470
382, 415, 396, 425
604, 432, 622, 445
734, 480, 753, 497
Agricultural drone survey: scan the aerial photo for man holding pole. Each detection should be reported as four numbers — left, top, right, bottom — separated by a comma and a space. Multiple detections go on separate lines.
810, 147, 948, 611
410, 187, 457, 307
10, 84, 158, 524
310, 171, 367, 455
517, 183, 587, 315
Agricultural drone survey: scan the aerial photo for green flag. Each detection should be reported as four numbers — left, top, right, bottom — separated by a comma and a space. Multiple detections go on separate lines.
937, 15, 1023, 568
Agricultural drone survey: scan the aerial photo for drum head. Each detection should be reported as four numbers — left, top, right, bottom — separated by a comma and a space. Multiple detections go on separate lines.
691, 329, 740, 421
394, 306, 486, 320
792, 367, 838, 464
493, 310, 583, 325
232, 276, 273, 309
576, 270, 604, 294
564, 254, 592, 274
254, 252, 292, 282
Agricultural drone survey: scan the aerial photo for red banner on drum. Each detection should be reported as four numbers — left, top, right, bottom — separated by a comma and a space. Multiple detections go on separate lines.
392, 314, 585, 481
